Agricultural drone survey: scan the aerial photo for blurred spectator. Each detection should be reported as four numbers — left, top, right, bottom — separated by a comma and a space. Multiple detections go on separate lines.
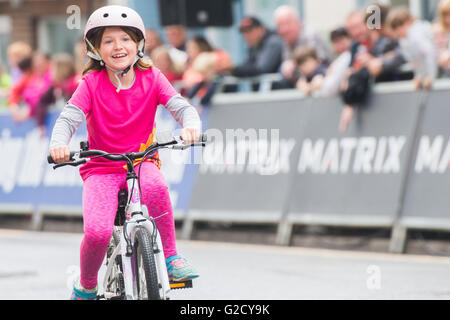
273, 5, 332, 86
150, 45, 183, 85
34, 53, 80, 135
213, 49, 233, 75
164, 24, 188, 70
293, 47, 327, 95
339, 8, 408, 132
372, 3, 395, 38
145, 28, 163, 57
182, 35, 214, 95
8, 52, 52, 125
187, 35, 214, 60
7, 55, 33, 116
433, 0, 450, 76
50, 53, 80, 98
182, 35, 232, 96
319, 27, 352, 96
165, 24, 187, 51
186, 52, 221, 112
331, 27, 352, 56
231, 16, 284, 80
387, 6, 438, 90
7, 41, 32, 85
17, 56, 33, 75
0, 63, 12, 108
347, 8, 406, 82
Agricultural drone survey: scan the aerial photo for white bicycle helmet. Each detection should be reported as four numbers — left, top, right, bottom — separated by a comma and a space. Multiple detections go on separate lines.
84, 5, 146, 92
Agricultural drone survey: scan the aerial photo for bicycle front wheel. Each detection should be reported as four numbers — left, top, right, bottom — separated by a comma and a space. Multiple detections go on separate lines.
134, 226, 161, 300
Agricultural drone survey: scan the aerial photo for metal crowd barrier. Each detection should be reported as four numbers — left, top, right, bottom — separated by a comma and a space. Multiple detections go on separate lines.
172, 73, 284, 94
3, 78, 450, 254
0, 103, 207, 230
183, 79, 450, 253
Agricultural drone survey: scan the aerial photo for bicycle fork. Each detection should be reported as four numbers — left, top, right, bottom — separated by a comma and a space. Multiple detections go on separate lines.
121, 177, 171, 300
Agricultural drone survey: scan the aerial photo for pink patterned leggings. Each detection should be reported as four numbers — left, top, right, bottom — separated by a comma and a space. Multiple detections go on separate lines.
79, 162, 177, 290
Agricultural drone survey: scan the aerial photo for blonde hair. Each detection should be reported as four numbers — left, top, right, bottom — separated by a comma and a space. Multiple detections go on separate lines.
150, 45, 184, 74
438, 0, 450, 31
83, 26, 152, 76
386, 6, 414, 30
7, 41, 32, 65
192, 52, 216, 75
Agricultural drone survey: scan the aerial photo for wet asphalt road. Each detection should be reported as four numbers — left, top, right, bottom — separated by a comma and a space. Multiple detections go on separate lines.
1, 229, 450, 300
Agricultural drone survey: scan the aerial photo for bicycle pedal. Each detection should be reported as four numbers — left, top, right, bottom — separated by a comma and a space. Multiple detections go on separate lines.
169, 279, 193, 290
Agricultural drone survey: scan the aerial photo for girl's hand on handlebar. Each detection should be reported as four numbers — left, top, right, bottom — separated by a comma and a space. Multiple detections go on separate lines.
50, 145, 71, 164
180, 127, 200, 144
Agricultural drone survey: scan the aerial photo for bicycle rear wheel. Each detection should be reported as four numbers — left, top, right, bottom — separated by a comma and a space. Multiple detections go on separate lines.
134, 226, 161, 300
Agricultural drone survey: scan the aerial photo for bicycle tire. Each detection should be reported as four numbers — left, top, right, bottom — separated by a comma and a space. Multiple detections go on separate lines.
134, 226, 161, 300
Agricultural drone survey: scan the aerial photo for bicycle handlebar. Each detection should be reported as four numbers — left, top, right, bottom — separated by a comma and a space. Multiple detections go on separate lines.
47, 134, 208, 169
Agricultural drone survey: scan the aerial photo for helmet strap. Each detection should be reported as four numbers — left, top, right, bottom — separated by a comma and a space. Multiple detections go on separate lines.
85, 38, 103, 63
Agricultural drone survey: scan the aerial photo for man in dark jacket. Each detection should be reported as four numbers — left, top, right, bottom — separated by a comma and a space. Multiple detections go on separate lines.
232, 16, 284, 79
339, 7, 409, 133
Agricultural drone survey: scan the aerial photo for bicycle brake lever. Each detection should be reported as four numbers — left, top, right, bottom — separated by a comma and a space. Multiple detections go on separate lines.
53, 159, 87, 170
170, 145, 189, 150
170, 142, 206, 150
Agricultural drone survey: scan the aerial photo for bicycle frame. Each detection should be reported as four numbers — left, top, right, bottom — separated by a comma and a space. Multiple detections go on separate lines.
48, 135, 207, 300
102, 175, 171, 300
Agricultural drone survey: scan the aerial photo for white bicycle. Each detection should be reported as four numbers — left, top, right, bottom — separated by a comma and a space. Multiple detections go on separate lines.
48, 134, 207, 300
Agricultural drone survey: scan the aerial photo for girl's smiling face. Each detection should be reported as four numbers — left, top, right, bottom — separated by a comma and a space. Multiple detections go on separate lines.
99, 27, 138, 70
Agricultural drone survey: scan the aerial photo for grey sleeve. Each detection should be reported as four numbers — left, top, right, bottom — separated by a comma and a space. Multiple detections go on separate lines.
164, 94, 202, 130
407, 22, 438, 80
320, 52, 351, 97
412, 38, 438, 80
49, 104, 85, 150
422, 41, 438, 80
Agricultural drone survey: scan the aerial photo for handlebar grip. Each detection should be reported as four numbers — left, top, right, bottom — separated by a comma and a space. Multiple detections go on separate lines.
47, 151, 76, 164
179, 133, 207, 143
53, 159, 87, 170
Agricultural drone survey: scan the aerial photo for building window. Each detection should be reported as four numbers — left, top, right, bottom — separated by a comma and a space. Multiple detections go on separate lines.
0, 16, 11, 70
37, 16, 84, 55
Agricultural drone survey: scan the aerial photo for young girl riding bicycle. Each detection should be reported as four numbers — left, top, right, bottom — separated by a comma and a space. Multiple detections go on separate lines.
49, 5, 201, 300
